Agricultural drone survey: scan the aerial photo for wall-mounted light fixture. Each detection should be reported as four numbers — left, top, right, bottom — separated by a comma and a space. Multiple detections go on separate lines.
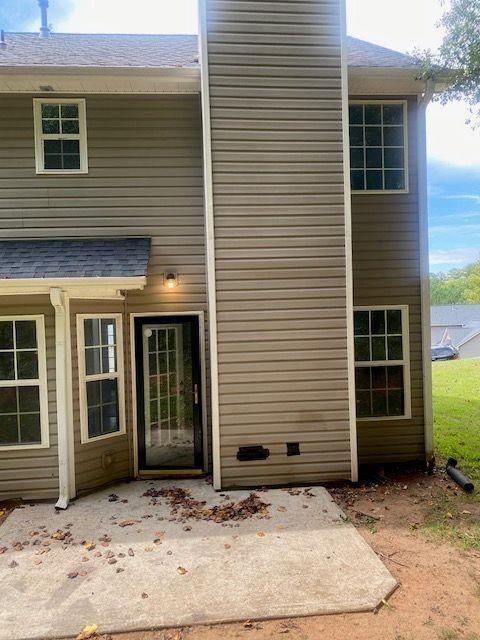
163, 271, 178, 289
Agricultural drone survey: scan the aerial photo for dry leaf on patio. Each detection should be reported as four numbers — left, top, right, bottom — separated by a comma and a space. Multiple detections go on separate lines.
0, 546, 7, 554
75, 623, 98, 640
128, 548, 134, 557
82, 540, 95, 551
141, 592, 149, 599
257, 531, 266, 537
118, 519, 141, 527
277, 506, 287, 512
67, 571, 78, 579
177, 566, 187, 575
8, 560, 18, 568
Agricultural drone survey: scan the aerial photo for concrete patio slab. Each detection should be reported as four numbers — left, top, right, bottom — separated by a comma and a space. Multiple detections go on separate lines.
0, 480, 397, 640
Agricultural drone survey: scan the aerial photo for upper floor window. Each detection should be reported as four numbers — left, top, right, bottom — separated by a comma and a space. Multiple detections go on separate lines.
33, 98, 88, 174
0, 316, 49, 450
349, 101, 407, 193
354, 306, 411, 420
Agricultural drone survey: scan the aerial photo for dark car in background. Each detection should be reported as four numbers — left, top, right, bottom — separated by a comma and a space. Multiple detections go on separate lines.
431, 345, 460, 361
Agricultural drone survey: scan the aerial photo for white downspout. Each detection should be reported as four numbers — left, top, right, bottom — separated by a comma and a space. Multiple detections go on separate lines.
50, 287, 74, 509
417, 79, 435, 465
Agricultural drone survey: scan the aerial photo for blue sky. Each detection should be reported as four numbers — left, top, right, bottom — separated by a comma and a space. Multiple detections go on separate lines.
1, 0, 479, 273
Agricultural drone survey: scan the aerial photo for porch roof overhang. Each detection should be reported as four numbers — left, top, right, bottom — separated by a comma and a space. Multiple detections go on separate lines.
0, 237, 150, 299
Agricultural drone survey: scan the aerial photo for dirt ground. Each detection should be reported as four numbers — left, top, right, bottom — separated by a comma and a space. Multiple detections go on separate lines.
2, 466, 479, 640
102, 467, 480, 640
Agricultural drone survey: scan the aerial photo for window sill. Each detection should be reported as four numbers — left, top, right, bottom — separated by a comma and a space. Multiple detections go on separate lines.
357, 413, 412, 422
0, 441, 50, 452
35, 169, 88, 175
80, 428, 126, 445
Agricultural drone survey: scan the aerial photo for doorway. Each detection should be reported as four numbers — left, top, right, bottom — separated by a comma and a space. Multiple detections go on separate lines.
134, 315, 203, 471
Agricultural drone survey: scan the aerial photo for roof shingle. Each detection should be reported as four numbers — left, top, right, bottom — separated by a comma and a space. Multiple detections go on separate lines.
0, 238, 151, 279
0, 32, 419, 71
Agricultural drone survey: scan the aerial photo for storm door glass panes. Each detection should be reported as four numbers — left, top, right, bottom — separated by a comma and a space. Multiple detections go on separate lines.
353, 308, 408, 418
81, 317, 122, 440
349, 102, 406, 191
36, 100, 86, 172
0, 319, 43, 446
143, 323, 194, 468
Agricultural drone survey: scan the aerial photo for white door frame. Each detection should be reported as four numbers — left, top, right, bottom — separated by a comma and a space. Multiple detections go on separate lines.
129, 311, 208, 476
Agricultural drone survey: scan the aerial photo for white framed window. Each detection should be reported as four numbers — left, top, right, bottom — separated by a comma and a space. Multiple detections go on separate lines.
349, 100, 408, 193
33, 98, 88, 174
0, 316, 49, 450
77, 314, 126, 444
354, 306, 411, 421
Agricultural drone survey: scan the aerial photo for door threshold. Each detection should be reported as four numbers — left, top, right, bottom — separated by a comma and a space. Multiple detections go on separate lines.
138, 469, 204, 478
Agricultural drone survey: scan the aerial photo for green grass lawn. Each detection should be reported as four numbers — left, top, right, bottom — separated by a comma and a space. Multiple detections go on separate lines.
433, 358, 480, 485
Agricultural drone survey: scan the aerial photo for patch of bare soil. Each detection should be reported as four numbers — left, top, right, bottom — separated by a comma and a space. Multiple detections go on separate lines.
99, 467, 480, 640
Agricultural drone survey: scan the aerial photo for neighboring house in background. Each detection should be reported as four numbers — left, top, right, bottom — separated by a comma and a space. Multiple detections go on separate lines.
431, 305, 480, 359
0, 0, 450, 506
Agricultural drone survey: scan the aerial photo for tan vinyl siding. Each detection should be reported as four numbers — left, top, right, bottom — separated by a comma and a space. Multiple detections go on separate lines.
352, 96, 425, 463
0, 295, 58, 500
205, 0, 351, 486
0, 94, 208, 493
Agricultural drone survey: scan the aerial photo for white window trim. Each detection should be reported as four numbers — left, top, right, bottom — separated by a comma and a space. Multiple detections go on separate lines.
77, 313, 126, 444
0, 315, 49, 451
354, 305, 412, 422
33, 97, 88, 175
349, 99, 409, 195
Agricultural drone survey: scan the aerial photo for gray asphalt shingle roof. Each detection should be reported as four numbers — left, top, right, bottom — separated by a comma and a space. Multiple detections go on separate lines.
0, 32, 419, 70
431, 305, 480, 327
0, 238, 150, 279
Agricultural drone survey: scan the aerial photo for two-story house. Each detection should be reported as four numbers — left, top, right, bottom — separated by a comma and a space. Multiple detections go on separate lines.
0, 0, 445, 507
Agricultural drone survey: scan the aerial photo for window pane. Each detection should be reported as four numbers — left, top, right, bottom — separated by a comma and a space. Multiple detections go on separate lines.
84, 319, 100, 347
0, 352, 15, 380
387, 309, 402, 334
44, 154, 62, 170
61, 104, 79, 118
355, 366, 370, 390
366, 147, 382, 168
85, 347, 101, 375
20, 414, 41, 444
0, 387, 16, 414
101, 378, 118, 406
42, 119, 60, 134
387, 335, 403, 360
349, 105, 363, 124
365, 104, 381, 124
63, 155, 81, 170
383, 104, 403, 125
350, 147, 364, 169
15, 321, 37, 349
349, 126, 364, 146
101, 319, 116, 345
354, 336, 370, 361
350, 170, 365, 191
102, 402, 119, 434
384, 147, 404, 169
0, 415, 18, 445
371, 366, 387, 389
388, 389, 404, 415
365, 126, 382, 146
17, 351, 38, 379
44, 139, 61, 154
0, 321, 13, 349
160, 397, 169, 420
371, 310, 385, 335
366, 170, 382, 190
385, 170, 405, 190
19, 386, 40, 413
372, 336, 386, 361
387, 365, 404, 388
356, 389, 371, 418
63, 140, 80, 154
158, 330, 167, 351
88, 406, 102, 438
42, 104, 59, 118
384, 126, 404, 146
101, 346, 116, 374
354, 310, 369, 335
372, 390, 387, 416
61, 120, 79, 134
86, 379, 101, 407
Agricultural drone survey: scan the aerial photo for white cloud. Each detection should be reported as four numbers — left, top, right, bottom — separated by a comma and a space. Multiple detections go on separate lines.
427, 102, 480, 167
430, 248, 480, 267
55, 0, 198, 34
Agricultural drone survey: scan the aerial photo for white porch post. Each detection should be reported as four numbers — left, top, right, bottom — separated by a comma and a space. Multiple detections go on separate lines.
50, 287, 75, 508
